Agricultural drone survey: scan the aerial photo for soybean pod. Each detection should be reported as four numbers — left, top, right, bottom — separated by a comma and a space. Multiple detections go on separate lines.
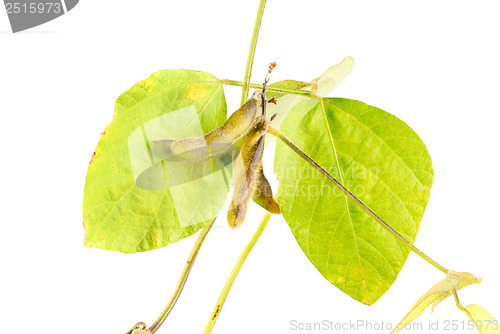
252, 163, 281, 215
152, 92, 260, 162
227, 116, 280, 228
227, 122, 266, 228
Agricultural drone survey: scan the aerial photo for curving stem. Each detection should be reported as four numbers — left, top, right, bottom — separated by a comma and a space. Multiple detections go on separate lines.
147, 219, 215, 333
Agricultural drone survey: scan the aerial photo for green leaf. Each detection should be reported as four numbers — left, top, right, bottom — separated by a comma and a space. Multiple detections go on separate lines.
462, 304, 500, 334
274, 98, 433, 305
311, 56, 355, 97
267, 79, 310, 99
432, 272, 482, 311
83, 70, 227, 253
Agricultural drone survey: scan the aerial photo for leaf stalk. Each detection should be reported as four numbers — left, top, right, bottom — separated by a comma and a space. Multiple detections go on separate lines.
223, 79, 313, 97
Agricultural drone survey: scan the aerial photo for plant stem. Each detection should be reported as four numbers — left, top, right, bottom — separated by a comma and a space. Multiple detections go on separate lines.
240, 0, 267, 106
223, 79, 313, 97
148, 219, 215, 333
268, 126, 449, 274
203, 213, 272, 334
452, 288, 466, 311
200, 2, 270, 333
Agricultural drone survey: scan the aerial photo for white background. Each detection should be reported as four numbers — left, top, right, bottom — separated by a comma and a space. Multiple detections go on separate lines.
1, 1, 499, 333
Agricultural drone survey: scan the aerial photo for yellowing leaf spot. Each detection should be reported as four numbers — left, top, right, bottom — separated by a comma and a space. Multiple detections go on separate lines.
187, 87, 208, 101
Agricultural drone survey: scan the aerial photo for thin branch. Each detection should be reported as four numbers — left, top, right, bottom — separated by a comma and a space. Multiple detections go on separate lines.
222, 79, 313, 97
452, 288, 466, 311
268, 126, 449, 274
203, 212, 272, 334
147, 219, 215, 333
240, 0, 267, 106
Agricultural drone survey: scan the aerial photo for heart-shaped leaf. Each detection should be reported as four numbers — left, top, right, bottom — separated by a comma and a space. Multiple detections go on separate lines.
83, 70, 227, 253
274, 98, 433, 305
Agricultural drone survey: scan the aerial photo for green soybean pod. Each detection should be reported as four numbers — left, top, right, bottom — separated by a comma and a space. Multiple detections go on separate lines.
251, 164, 281, 215
153, 92, 259, 162
227, 129, 265, 228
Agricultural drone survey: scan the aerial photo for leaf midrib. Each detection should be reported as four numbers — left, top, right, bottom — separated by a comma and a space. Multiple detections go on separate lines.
319, 99, 367, 289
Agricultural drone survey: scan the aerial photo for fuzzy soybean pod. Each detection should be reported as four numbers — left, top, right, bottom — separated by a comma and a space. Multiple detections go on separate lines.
252, 163, 281, 215
227, 117, 281, 228
153, 92, 260, 162
227, 128, 266, 228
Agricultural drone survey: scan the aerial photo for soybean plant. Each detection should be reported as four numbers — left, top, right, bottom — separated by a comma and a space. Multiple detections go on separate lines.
82, 1, 498, 333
